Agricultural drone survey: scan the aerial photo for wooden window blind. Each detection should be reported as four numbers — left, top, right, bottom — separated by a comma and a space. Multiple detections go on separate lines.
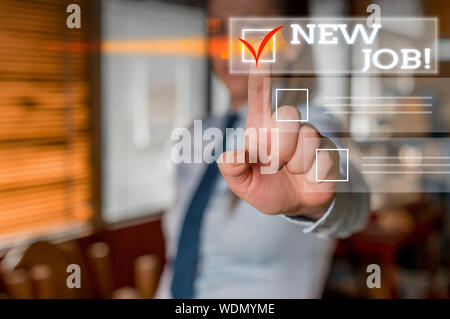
0, 0, 94, 237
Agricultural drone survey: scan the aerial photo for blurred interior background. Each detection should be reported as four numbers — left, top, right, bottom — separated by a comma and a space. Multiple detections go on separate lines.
0, 0, 449, 299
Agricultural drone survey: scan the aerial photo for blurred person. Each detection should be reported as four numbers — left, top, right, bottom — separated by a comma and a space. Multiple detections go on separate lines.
156, 0, 370, 298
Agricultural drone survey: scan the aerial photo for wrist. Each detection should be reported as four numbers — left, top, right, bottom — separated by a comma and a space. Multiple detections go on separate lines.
286, 196, 335, 221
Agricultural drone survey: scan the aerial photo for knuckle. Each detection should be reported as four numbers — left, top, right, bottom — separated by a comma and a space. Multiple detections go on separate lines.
286, 161, 304, 175
300, 124, 320, 139
276, 105, 301, 121
248, 77, 263, 91
320, 150, 333, 163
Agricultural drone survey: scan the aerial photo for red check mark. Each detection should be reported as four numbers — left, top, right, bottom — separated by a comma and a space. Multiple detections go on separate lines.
239, 26, 284, 67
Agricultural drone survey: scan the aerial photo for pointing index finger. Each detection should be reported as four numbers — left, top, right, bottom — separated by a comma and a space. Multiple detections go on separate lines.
246, 62, 272, 130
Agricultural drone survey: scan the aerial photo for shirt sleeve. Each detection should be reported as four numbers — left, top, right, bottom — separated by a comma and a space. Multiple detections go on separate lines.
282, 105, 371, 238
283, 167, 370, 238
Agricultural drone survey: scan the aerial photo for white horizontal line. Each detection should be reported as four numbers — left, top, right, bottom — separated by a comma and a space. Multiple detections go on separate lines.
324, 111, 432, 114
324, 96, 433, 100
275, 88, 308, 91
362, 156, 450, 160
363, 171, 450, 175
324, 104, 432, 107
362, 164, 450, 167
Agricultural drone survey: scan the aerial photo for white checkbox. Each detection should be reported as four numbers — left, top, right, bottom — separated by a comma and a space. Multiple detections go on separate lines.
315, 148, 349, 182
275, 88, 309, 122
241, 28, 276, 63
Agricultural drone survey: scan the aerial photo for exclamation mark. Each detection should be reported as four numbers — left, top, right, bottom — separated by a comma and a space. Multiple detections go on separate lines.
424, 48, 430, 70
